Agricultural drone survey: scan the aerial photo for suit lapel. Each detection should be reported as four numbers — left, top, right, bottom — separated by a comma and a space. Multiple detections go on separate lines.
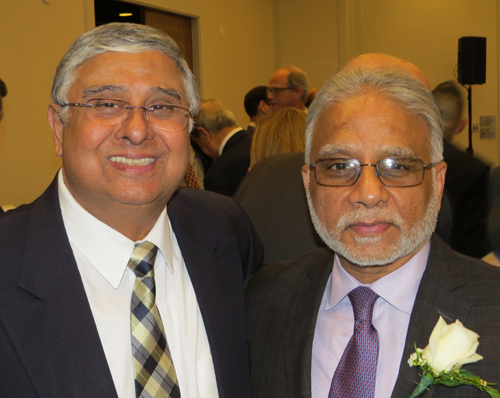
391, 236, 472, 397
0, 177, 117, 397
168, 194, 251, 398
283, 251, 333, 397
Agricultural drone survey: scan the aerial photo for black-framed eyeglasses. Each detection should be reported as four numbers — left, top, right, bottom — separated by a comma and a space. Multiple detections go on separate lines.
309, 158, 442, 187
59, 98, 194, 132
266, 87, 292, 95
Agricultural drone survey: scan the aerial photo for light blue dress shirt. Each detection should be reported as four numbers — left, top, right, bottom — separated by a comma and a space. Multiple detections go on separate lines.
311, 244, 430, 398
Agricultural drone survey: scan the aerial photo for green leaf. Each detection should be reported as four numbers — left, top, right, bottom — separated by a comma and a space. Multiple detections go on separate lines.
408, 374, 435, 398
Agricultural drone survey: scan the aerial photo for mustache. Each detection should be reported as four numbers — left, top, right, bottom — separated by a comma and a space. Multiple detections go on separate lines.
336, 207, 404, 232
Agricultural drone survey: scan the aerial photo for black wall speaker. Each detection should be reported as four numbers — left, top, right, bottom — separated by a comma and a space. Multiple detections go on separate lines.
458, 36, 486, 85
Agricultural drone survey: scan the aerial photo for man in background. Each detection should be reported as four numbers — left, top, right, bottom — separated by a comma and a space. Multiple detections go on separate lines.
191, 99, 252, 195
243, 85, 272, 134
268, 66, 309, 112
433, 80, 490, 257
0, 23, 261, 397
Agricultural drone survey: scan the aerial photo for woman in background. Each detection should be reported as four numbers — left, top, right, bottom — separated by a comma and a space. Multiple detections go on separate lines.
249, 108, 306, 169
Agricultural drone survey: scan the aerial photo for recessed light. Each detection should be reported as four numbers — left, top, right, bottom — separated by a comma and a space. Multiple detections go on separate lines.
119, 13, 133, 17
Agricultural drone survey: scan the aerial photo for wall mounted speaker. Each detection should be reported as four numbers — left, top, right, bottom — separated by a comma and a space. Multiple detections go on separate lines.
458, 36, 486, 85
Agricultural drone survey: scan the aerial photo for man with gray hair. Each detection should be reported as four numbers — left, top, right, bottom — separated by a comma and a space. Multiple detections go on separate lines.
246, 68, 500, 397
0, 23, 261, 397
191, 99, 252, 195
268, 66, 309, 112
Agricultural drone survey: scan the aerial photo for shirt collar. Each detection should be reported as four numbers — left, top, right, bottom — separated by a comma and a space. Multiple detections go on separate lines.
327, 242, 430, 314
58, 170, 175, 289
218, 127, 243, 156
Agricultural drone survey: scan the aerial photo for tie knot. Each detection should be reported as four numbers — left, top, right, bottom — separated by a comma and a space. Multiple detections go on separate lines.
348, 286, 378, 322
128, 241, 158, 278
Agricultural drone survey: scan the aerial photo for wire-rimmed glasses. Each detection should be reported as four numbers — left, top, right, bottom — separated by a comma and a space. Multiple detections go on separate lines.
60, 98, 193, 131
309, 158, 441, 187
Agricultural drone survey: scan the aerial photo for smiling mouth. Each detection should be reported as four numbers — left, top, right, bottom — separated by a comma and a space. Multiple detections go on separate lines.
109, 156, 155, 166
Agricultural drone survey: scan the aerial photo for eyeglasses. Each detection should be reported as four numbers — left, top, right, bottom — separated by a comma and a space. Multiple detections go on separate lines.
266, 87, 292, 95
309, 158, 441, 187
60, 98, 194, 132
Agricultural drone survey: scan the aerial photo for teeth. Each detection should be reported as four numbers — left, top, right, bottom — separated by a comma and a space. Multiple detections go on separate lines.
110, 156, 155, 166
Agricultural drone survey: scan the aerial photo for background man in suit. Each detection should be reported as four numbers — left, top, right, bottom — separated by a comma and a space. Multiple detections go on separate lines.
268, 66, 309, 112
191, 99, 252, 195
243, 85, 272, 134
0, 23, 262, 398
246, 68, 500, 397
432, 80, 490, 258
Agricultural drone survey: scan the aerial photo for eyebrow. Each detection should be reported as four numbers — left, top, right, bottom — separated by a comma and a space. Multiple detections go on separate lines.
316, 144, 417, 160
81, 85, 183, 103
151, 87, 183, 103
82, 85, 126, 100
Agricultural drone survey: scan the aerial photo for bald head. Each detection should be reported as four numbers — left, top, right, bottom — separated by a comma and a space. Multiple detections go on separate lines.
345, 54, 430, 90
268, 66, 309, 111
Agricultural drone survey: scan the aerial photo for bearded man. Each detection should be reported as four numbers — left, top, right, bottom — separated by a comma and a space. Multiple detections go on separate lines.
245, 68, 500, 398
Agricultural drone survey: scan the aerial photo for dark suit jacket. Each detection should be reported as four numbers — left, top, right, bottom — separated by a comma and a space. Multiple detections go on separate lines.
246, 235, 500, 397
204, 129, 252, 196
443, 141, 490, 257
0, 177, 262, 397
234, 152, 325, 264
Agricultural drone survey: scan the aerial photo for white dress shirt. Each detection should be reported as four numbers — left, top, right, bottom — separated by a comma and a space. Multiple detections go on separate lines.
311, 244, 430, 398
57, 171, 218, 398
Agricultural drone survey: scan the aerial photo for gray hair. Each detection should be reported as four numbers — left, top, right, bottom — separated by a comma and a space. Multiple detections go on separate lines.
51, 23, 199, 128
304, 68, 443, 164
193, 99, 236, 135
286, 66, 309, 103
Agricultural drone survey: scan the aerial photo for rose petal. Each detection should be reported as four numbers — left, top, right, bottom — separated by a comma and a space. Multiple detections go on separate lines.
423, 316, 447, 363
424, 318, 482, 373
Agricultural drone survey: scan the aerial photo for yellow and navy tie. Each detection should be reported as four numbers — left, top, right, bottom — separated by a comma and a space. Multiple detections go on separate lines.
128, 241, 181, 398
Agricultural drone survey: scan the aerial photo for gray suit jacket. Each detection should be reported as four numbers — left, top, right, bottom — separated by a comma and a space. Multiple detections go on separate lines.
246, 235, 500, 397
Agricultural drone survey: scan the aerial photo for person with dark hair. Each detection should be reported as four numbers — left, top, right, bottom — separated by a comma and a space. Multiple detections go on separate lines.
0, 78, 7, 123
243, 85, 272, 133
433, 80, 490, 258
268, 66, 309, 111
0, 23, 262, 397
191, 99, 252, 195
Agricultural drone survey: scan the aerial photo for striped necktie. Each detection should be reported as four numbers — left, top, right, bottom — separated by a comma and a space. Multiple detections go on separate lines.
329, 286, 379, 398
128, 241, 181, 398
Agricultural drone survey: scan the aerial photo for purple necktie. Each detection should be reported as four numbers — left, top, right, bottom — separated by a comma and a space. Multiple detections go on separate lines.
329, 286, 379, 398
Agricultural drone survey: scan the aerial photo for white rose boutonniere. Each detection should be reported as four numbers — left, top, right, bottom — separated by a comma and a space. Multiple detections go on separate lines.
408, 316, 500, 398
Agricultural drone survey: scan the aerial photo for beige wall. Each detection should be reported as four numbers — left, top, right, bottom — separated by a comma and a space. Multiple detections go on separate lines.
1, 0, 499, 206
274, 0, 340, 90
0, 0, 275, 206
344, 0, 498, 165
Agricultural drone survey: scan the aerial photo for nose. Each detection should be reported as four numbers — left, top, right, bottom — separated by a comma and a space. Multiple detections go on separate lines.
115, 107, 154, 144
348, 165, 389, 208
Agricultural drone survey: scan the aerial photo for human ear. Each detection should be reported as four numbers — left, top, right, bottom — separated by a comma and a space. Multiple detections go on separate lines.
48, 103, 64, 158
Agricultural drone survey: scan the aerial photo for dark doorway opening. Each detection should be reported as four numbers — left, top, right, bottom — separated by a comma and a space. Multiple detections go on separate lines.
93, 0, 194, 72
95, 0, 143, 26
